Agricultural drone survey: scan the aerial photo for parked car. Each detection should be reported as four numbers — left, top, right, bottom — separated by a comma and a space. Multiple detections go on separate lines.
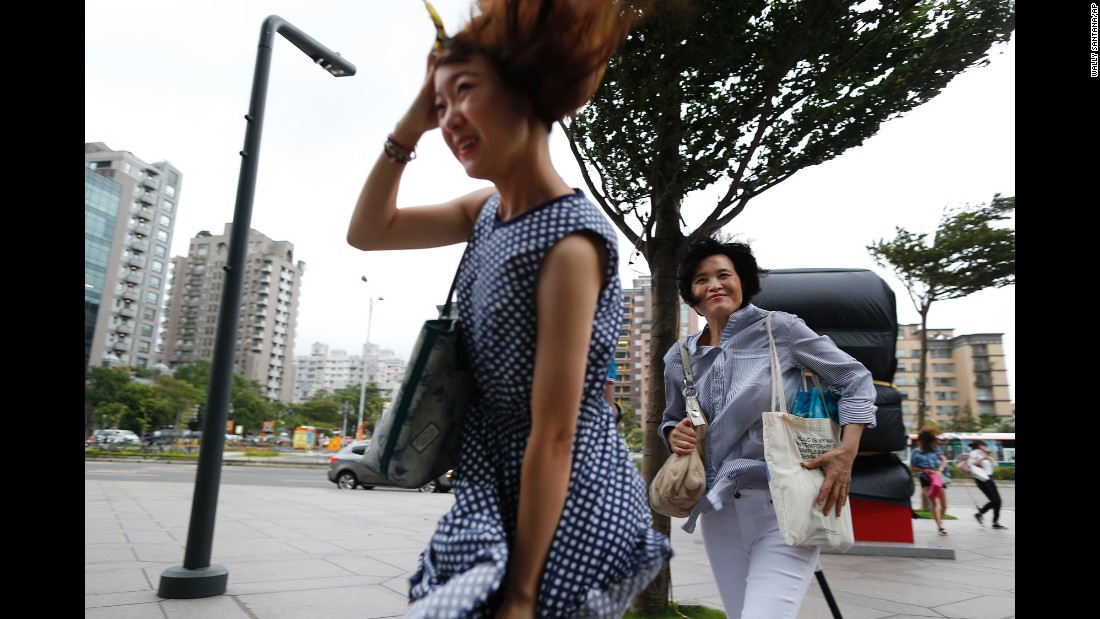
90, 429, 141, 445
143, 429, 202, 446
327, 441, 452, 493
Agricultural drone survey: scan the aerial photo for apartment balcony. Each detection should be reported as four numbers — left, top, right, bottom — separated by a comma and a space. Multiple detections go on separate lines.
112, 340, 132, 353
130, 220, 151, 236
250, 342, 264, 353
256, 296, 269, 306
261, 263, 273, 274
131, 239, 149, 253
114, 321, 133, 335
121, 290, 139, 303
119, 305, 137, 319
255, 308, 268, 318
137, 191, 155, 206
124, 272, 143, 285
127, 254, 147, 269
141, 174, 159, 190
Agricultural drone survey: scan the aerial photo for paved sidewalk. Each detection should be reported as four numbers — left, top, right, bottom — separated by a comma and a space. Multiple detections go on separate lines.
86, 467, 1014, 618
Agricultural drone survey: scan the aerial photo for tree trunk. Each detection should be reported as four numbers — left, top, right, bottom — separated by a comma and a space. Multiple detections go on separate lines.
916, 305, 930, 429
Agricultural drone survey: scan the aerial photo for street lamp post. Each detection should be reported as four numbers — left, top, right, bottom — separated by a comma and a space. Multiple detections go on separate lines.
157, 15, 354, 600
355, 275, 382, 440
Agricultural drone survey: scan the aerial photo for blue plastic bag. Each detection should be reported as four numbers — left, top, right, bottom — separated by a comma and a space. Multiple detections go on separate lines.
792, 373, 839, 423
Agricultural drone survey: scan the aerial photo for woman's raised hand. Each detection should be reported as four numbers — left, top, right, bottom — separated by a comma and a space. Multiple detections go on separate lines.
394, 52, 441, 143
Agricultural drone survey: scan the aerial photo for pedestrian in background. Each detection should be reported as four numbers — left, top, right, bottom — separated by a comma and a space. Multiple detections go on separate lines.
346, 1, 671, 616
969, 440, 1007, 529
910, 427, 949, 535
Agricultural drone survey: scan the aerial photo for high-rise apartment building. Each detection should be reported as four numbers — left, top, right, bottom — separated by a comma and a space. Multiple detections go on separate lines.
161, 225, 303, 403
291, 342, 407, 404
893, 324, 1012, 430
85, 142, 182, 370
614, 277, 699, 420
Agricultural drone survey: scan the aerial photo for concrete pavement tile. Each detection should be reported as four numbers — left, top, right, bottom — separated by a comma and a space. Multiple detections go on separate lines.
162, 595, 255, 619
221, 557, 356, 583
126, 530, 177, 543
85, 602, 169, 619
87, 543, 143, 563
133, 544, 189, 562
86, 530, 129, 543
824, 574, 975, 606
239, 583, 411, 619
327, 554, 411, 578
86, 568, 154, 596
932, 594, 1016, 619
227, 574, 386, 596
364, 548, 429, 573
212, 537, 313, 557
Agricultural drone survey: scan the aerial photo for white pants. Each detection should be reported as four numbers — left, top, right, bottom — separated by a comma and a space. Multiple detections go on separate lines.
701, 489, 820, 619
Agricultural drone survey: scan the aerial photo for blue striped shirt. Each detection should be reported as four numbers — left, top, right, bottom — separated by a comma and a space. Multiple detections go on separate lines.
659, 304, 877, 532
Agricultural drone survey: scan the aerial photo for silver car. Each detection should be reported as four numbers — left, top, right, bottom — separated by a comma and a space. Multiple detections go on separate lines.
91, 429, 141, 445
327, 441, 453, 493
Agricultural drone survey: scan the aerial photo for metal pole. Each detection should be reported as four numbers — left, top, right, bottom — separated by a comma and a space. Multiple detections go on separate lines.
157, 15, 354, 600
356, 293, 381, 439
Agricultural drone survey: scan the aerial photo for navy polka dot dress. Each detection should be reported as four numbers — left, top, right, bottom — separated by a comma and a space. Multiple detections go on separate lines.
406, 190, 672, 618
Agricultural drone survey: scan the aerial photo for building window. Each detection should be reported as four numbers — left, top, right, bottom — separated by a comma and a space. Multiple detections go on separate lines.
141, 324, 154, 336
932, 377, 957, 387
152, 260, 165, 273
149, 275, 162, 289
895, 377, 908, 386
156, 229, 169, 242
143, 308, 156, 321
154, 245, 167, 257
162, 199, 174, 212
931, 363, 955, 373
197, 244, 209, 257
159, 214, 172, 227
145, 291, 159, 304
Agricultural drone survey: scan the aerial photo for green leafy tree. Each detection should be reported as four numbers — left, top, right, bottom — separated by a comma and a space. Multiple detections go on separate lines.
85, 366, 134, 437
117, 381, 167, 435
153, 375, 203, 438
566, 1, 1014, 610
946, 404, 980, 432
868, 195, 1015, 428
93, 402, 130, 432
229, 374, 275, 436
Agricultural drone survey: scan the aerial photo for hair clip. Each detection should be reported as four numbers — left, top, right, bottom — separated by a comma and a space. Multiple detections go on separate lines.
422, 0, 449, 57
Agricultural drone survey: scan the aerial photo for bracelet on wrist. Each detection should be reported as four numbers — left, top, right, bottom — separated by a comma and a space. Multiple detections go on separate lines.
384, 134, 417, 164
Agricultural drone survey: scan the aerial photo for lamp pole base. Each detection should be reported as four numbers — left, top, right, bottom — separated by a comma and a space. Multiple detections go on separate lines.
157, 564, 229, 599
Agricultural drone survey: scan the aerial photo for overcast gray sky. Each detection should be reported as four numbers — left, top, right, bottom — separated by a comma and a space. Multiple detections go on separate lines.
85, 1, 1015, 402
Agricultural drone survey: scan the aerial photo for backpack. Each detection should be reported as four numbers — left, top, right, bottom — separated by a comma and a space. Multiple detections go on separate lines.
955, 453, 973, 476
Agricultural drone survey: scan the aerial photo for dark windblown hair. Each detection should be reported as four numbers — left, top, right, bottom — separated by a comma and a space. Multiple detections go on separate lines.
438, 0, 648, 127
675, 231, 768, 309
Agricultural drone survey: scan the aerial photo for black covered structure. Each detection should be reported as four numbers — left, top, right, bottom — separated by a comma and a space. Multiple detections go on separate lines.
753, 268, 912, 507
753, 268, 898, 382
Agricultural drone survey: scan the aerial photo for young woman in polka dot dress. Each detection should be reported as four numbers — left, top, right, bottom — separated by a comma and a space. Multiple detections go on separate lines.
346, 2, 671, 617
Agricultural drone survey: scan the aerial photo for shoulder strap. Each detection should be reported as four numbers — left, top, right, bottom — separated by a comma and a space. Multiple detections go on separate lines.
679, 340, 708, 427
766, 312, 788, 413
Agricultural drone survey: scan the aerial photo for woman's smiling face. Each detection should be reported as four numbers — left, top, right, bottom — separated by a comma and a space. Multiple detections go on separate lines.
433, 53, 531, 180
691, 254, 743, 318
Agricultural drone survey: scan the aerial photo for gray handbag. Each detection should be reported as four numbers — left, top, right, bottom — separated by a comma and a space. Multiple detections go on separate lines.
361, 270, 474, 488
